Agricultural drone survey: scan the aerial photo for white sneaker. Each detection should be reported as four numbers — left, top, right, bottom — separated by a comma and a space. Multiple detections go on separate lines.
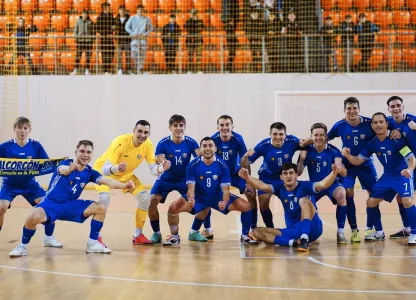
408, 234, 416, 246
43, 236, 63, 248
70, 68, 78, 75
86, 241, 111, 254
104, 72, 110, 75
9, 244, 27, 258
117, 69, 123, 75
85, 69, 90, 75
197, 71, 203, 74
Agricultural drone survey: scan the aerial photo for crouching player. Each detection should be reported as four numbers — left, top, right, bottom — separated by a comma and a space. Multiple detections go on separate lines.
9, 140, 134, 257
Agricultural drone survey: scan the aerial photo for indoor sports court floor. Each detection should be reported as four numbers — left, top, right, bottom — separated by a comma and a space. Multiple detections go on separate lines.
0, 189, 415, 300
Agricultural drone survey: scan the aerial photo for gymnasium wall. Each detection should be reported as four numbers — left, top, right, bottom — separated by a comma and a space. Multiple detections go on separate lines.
1, 73, 415, 186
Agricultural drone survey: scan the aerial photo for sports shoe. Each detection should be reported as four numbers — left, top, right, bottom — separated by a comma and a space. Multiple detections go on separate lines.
43, 236, 63, 248
86, 241, 111, 254
240, 235, 258, 244
408, 234, 416, 246
365, 228, 376, 241
188, 231, 208, 242
366, 231, 386, 241
97, 236, 107, 248
294, 238, 309, 252
117, 69, 123, 75
390, 229, 410, 239
162, 235, 181, 246
337, 232, 348, 244
201, 229, 214, 240
85, 69, 90, 75
150, 232, 162, 244
70, 68, 78, 75
350, 229, 361, 243
9, 244, 27, 258
132, 234, 153, 245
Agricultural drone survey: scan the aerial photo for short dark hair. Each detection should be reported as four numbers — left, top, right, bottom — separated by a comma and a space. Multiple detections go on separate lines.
344, 97, 360, 109
325, 16, 332, 21
280, 162, 297, 175
135, 120, 151, 128
169, 114, 186, 126
200, 136, 214, 146
76, 140, 94, 149
217, 115, 233, 125
13, 117, 31, 128
82, 9, 89, 15
170, 14, 176, 18
310, 123, 328, 134
345, 14, 352, 19
270, 122, 287, 133
387, 96, 403, 106
119, 5, 126, 9
101, 2, 110, 8
137, 4, 144, 9
371, 112, 387, 122
359, 13, 366, 18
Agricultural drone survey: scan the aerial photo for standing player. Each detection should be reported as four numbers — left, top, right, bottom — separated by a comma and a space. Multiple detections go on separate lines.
342, 112, 416, 245
9, 140, 135, 257
93, 120, 171, 245
297, 123, 349, 244
386, 96, 416, 239
162, 137, 257, 245
327, 97, 377, 242
0, 117, 62, 248
239, 162, 341, 251
148, 115, 199, 243
241, 122, 303, 228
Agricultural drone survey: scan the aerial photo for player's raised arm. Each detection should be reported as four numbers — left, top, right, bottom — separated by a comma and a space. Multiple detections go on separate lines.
238, 168, 273, 194
299, 137, 313, 147
341, 147, 365, 166
240, 148, 255, 168
58, 162, 78, 176
314, 164, 341, 192
146, 142, 171, 176
297, 150, 307, 175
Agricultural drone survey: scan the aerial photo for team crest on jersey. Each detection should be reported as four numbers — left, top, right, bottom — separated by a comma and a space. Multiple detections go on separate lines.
387, 150, 392, 156
294, 197, 298, 203
80, 183, 85, 188
182, 153, 187, 158
284, 199, 288, 203
169, 154, 173, 158
377, 152, 381, 156
284, 154, 289, 159
271, 157, 275, 161
70, 181, 73, 185
213, 175, 218, 180
137, 154, 142, 159
360, 134, 366, 139
200, 176, 204, 180
218, 150, 222, 154
347, 136, 351, 140
323, 161, 327, 167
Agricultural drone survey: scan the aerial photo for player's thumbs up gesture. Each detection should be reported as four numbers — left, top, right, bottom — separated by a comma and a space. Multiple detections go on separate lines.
238, 168, 250, 180
244, 149, 255, 157
68, 162, 79, 173
117, 162, 127, 173
341, 147, 351, 158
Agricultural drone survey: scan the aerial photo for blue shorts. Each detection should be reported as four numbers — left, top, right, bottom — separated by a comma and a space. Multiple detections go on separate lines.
150, 179, 187, 203
370, 173, 414, 202
231, 174, 246, 194
316, 182, 344, 204
36, 198, 95, 224
342, 164, 378, 191
0, 181, 45, 206
278, 213, 323, 243
258, 175, 282, 196
183, 193, 240, 215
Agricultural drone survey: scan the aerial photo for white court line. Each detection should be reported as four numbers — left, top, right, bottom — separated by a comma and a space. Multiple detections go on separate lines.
1, 264, 416, 294
243, 255, 416, 259
235, 215, 246, 258
308, 257, 416, 278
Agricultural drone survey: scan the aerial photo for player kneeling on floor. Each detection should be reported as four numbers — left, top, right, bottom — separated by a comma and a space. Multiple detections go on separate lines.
9, 140, 135, 257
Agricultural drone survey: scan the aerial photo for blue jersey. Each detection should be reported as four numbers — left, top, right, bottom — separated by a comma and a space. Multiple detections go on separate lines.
359, 137, 412, 176
403, 126, 416, 153
0, 138, 48, 186
249, 135, 301, 178
328, 117, 374, 167
186, 156, 231, 202
271, 181, 317, 226
387, 114, 416, 132
211, 131, 247, 175
155, 136, 199, 182
45, 159, 102, 202
304, 144, 342, 182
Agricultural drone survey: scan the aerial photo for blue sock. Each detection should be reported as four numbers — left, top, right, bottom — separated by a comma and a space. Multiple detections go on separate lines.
203, 209, 212, 228
150, 219, 160, 233
404, 205, 416, 235
192, 217, 204, 231
398, 203, 410, 228
346, 196, 358, 230
260, 208, 274, 228
274, 234, 291, 246
251, 209, 258, 229
44, 222, 55, 236
240, 210, 252, 236
22, 226, 36, 245
89, 219, 104, 240
367, 206, 383, 231
336, 205, 348, 229
300, 219, 311, 236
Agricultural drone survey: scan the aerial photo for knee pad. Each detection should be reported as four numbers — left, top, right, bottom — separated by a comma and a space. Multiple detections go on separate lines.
98, 192, 111, 209
136, 191, 150, 210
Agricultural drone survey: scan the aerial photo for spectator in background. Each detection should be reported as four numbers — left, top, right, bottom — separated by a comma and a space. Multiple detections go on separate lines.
184, 9, 204, 73
96, 2, 115, 75
247, 9, 265, 72
266, 11, 283, 73
115, 5, 131, 75
126, 4, 154, 74
281, 10, 302, 72
162, 14, 181, 74
71, 10, 95, 75
356, 13, 379, 72
319, 16, 337, 72
225, 18, 238, 73
14, 18, 38, 75
339, 14, 355, 72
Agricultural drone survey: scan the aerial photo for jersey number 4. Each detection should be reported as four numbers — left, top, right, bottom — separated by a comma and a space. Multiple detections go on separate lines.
72, 184, 77, 194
